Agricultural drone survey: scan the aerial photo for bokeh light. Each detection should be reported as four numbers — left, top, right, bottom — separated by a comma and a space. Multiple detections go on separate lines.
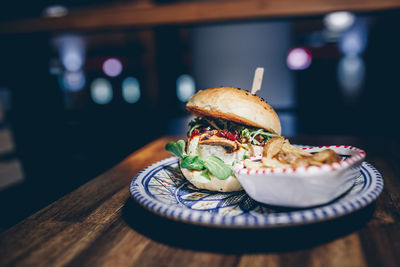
339, 25, 367, 56
122, 77, 141, 103
63, 51, 84, 72
338, 55, 365, 102
324, 12, 355, 32
43, 5, 68, 18
176, 74, 196, 102
286, 48, 312, 70
55, 35, 85, 72
60, 71, 86, 92
90, 78, 113, 104
49, 58, 63, 75
102, 58, 123, 77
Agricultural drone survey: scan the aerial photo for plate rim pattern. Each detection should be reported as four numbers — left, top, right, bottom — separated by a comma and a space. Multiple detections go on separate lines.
129, 156, 384, 228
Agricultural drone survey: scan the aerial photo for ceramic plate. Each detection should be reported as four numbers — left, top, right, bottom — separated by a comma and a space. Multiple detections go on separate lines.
130, 157, 383, 228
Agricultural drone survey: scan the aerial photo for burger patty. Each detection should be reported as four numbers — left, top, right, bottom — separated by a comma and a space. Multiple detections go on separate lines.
199, 134, 238, 151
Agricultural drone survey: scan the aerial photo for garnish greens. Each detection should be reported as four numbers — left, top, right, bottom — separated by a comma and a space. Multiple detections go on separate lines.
165, 140, 232, 180
165, 140, 186, 158
188, 117, 279, 145
203, 156, 232, 180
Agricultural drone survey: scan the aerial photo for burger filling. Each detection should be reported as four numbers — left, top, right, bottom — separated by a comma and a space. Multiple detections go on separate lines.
165, 117, 280, 181
187, 117, 280, 165
188, 117, 280, 148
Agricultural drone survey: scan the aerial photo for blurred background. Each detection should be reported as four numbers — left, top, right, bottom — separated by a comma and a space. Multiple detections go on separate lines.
0, 0, 399, 230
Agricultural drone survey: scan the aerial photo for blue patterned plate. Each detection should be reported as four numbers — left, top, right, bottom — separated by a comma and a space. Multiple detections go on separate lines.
130, 157, 383, 228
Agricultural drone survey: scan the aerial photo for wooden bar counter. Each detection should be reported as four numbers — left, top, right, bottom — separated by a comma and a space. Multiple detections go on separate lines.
0, 136, 399, 266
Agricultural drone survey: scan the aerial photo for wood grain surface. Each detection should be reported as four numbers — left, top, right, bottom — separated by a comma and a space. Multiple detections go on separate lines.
0, 136, 399, 267
1, 0, 400, 33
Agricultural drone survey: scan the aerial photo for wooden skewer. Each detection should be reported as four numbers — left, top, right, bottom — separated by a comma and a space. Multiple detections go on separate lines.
251, 67, 264, 95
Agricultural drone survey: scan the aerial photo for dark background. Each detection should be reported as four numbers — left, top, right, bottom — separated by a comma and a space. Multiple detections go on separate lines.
0, 1, 399, 231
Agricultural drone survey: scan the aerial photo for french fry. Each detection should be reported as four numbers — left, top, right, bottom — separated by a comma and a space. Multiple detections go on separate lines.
282, 140, 312, 157
245, 137, 341, 170
261, 157, 292, 168
244, 160, 264, 170
312, 149, 340, 164
263, 137, 285, 159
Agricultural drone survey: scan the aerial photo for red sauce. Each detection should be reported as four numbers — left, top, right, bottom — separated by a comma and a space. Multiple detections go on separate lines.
190, 127, 241, 142
216, 129, 240, 141
190, 128, 200, 139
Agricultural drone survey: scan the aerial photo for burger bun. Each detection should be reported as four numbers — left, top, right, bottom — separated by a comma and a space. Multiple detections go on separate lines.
186, 87, 281, 135
180, 167, 242, 192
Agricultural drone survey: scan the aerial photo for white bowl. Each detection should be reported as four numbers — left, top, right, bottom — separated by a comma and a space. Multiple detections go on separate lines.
232, 145, 366, 208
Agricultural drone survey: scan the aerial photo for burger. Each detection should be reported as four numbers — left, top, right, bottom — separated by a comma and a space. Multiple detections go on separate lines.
166, 87, 281, 192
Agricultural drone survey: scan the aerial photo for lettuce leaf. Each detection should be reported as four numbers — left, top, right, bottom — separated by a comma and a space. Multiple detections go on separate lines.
166, 140, 233, 180
165, 140, 186, 158
204, 156, 232, 180
180, 155, 205, 170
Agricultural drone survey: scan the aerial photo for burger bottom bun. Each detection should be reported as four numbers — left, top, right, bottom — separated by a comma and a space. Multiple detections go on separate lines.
180, 167, 242, 192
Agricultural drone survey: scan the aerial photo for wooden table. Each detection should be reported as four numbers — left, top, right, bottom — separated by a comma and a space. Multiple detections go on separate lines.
0, 136, 399, 266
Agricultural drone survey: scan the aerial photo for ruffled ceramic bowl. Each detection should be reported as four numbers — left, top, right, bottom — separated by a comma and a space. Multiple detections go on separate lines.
232, 145, 366, 208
